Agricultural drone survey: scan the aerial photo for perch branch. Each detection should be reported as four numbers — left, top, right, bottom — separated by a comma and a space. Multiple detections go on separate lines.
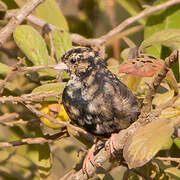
0, 0, 45, 47
60, 113, 157, 180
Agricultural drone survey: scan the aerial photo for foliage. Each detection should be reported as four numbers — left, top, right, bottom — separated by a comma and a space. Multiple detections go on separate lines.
0, 0, 179, 179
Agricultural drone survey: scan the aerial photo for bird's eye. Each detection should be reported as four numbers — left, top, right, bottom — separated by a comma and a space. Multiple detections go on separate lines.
70, 58, 76, 64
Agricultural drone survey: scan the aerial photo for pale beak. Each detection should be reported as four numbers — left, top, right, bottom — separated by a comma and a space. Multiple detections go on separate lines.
54, 62, 68, 70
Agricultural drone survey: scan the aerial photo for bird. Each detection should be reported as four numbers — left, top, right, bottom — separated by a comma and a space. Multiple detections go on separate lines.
54, 46, 140, 174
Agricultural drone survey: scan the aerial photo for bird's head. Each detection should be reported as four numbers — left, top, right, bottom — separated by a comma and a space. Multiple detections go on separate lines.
54, 47, 104, 78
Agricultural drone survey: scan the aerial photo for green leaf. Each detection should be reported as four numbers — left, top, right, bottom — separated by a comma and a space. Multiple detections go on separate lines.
30, 127, 52, 179
14, 25, 49, 66
32, 82, 66, 101
123, 119, 174, 169
35, 0, 69, 30
144, 1, 180, 57
2, 0, 18, 9
140, 29, 180, 52
165, 167, 180, 178
52, 29, 72, 60
174, 138, 180, 149
38, 143, 52, 179
0, 62, 11, 76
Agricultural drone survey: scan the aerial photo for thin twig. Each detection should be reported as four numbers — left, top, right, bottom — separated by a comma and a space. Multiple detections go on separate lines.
93, 0, 180, 45
155, 157, 180, 163
0, 113, 19, 122
0, 131, 66, 148
0, 119, 38, 127
19, 64, 57, 72
0, 0, 45, 47
0, 91, 60, 103
25, 104, 95, 144
5, 0, 179, 48
141, 50, 179, 116
0, 57, 24, 94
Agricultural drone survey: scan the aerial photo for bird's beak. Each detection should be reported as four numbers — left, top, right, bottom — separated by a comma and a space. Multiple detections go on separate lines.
54, 62, 68, 70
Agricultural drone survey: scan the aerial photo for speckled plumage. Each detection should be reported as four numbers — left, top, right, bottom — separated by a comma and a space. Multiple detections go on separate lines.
60, 47, 139, 137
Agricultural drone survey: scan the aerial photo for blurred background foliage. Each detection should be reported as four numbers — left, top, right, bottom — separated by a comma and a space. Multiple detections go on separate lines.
0, 0, 180, 179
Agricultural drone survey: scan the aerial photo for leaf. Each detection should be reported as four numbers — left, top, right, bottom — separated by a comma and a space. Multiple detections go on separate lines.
174, 138, 180, 149
140, 29, 180, 52
14, 25, 49, 66
144, 1, 180, 57
0, 62, 11, 76
30, 127, 52, 179
119, 54, 163, 77
32, 82, 66, 101
2, 0, 18, 9
165, 167, 180, 178
38, 143, 52, 179
119, 53, 178, 93
123, 119, 174, 169
35, 0, 69, 30
160, 107, 180, 119
40, 103, 69, 129
52, 29, 72, 60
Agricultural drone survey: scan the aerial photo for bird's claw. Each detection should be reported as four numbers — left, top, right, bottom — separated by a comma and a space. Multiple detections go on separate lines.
82, 144, 96, 178
105, 133, 119, 157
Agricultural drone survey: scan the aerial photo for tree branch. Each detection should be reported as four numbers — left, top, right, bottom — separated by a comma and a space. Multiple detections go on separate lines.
94, 0, 180, 45
0, 91, 60, 103
0, 131, 67, 148
0, 0, 45, 47
141, 50, 179, 116
5, 0, 180, 48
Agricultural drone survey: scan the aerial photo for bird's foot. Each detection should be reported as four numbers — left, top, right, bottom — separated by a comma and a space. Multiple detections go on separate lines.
82, 144, 96, 177
105, 133, 119, 157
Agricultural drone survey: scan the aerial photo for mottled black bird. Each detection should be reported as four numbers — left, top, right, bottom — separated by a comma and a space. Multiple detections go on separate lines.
54, 47, 139, 138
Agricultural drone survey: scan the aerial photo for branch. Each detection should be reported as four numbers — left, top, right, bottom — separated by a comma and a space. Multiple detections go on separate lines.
18, 64, 57, 72
25, 105, 95, 145
0, 0, 45, 47
0, 131, 66, 148
0, 57, 24, 94
0, 119, 38, 127
0, 113, 19, 122
0, 91, 60, 103
141, 50, 179, 116
155, 157, 180, 163
6, 0, 179, 48
60, 113, 157, 180
94, 0, 180, 45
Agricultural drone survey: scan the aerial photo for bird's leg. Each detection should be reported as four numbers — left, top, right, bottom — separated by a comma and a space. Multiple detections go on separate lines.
105, 133, 119, 157
82, 138, 103, 177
